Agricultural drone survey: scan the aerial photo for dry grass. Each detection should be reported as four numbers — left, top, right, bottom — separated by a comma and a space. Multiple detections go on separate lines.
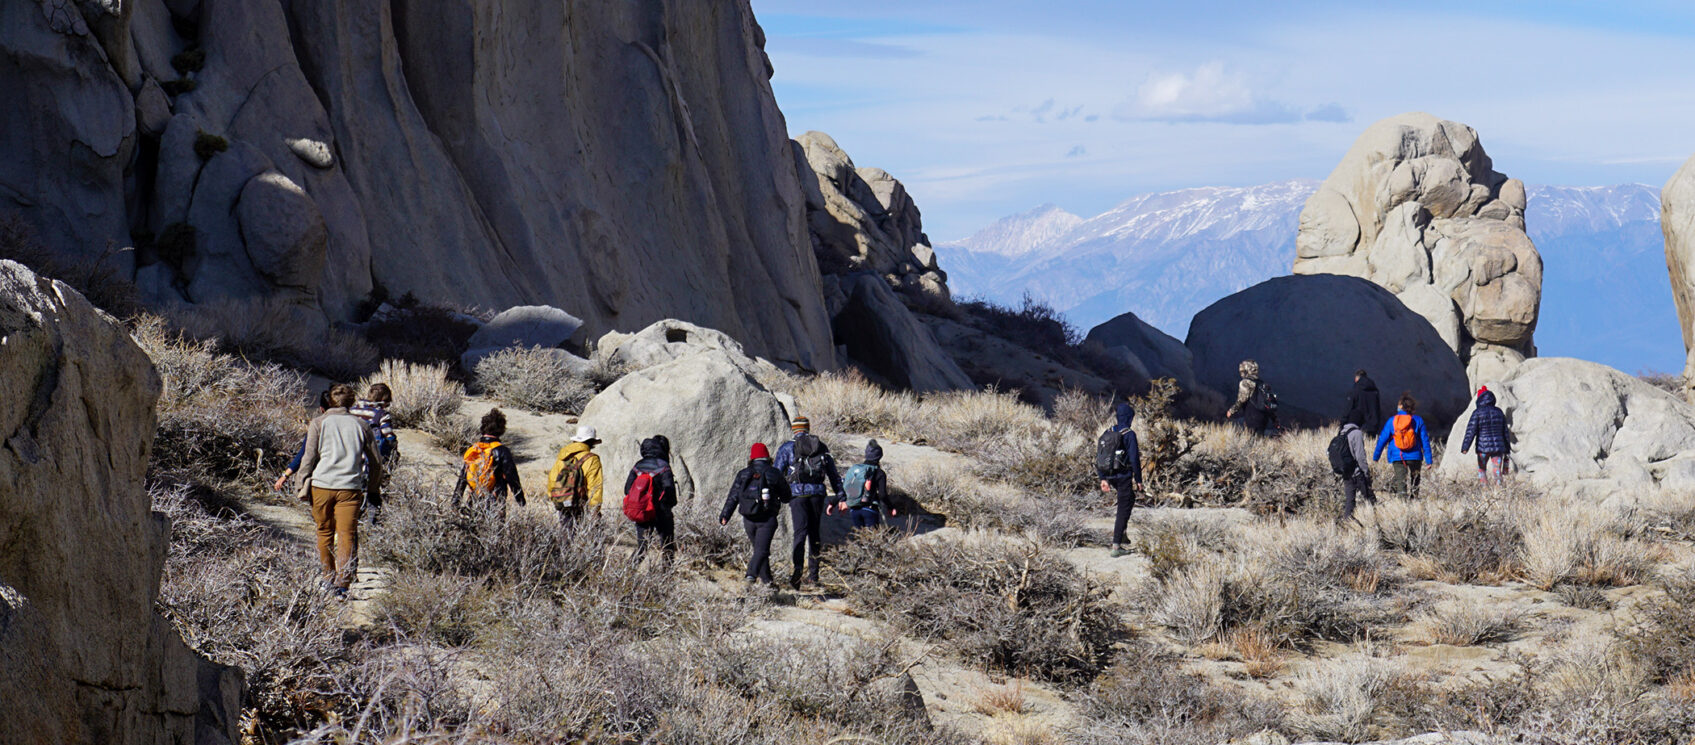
1288, 653, 1408, 742
362, 359, 463, 428
1, 212, 144, 317
1521, 503, 1652, 590
1076, 644, 1281, 745
972, 681, 1028, 715
1227, 627, 1286, 679
1415, 601, 1524, 646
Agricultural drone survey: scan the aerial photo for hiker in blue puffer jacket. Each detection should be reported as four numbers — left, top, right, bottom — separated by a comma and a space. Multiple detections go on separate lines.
1460, 387, 1511, 486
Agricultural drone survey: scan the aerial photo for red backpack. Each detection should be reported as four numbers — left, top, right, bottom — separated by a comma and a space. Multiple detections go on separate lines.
623, 470, 661, 523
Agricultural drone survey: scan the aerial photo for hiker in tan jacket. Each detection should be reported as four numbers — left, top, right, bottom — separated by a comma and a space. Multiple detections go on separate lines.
295, 384, 384, 598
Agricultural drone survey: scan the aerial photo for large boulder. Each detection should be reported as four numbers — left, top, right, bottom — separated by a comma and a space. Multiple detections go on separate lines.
831, 273, 974, 392
0, 261, 239, 744
461, 305, 587, 369
1186, 275, 1470, 429
1437, 358, 1695, 501
1663, 153, 1695, 402
579, 350, 793, 523
1085, 310, 1205, 397
1293, 113, 1541, 384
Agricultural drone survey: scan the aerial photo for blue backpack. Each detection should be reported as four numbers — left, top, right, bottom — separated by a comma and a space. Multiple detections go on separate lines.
842, 463, 878, 508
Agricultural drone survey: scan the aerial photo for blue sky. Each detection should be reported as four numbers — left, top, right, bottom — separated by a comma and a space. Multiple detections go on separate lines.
752, 0, 1695, 239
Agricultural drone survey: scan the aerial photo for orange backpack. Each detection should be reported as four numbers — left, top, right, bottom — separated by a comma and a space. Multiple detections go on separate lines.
463, 441, 501, 495
1392, 414, 1419, 452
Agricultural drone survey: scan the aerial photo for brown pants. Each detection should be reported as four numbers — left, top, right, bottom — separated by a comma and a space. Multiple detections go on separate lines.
311, 487, 363, 589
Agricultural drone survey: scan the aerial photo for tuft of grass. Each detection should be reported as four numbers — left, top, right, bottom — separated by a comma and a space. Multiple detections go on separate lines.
1288, 653, 1409, 742
971, 681, 1027, 716
1416, 601, 1524, 646
1077, 644, 1282, 745
194, 130, 228, 160
362, 359, 462, 428
1227, 626, 1286, 679
1521, 504, 1651, 590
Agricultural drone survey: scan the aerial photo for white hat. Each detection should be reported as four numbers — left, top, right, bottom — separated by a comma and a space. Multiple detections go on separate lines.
571, 425, 598, 443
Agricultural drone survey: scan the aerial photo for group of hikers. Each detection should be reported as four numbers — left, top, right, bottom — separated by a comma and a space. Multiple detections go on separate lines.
1201, 360, 1513, 532
285, 359, 1514, 597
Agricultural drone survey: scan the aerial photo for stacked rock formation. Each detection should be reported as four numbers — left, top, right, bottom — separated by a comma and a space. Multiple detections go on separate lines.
1294, 113, 1542, 384
0, 260, 239, 744
1662, 153, 1695, 402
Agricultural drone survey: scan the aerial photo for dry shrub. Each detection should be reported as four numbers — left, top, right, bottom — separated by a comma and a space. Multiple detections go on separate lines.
796, 369, 918, 436
134, 316, 307, 483
363, 359, 463, 428
1076, 644, 1281, 745
1, 213, 144, 317
829, 529, 1123, 683
1625, 565, 1695, 685
1520, 503, 1652, 590
1128, 378, 1201, 490
1288, 653, 1408, 742
1155, 424, 1333, 513
472, 346, 595, 414
1152, 521, 1401, 647
152, 485, 359, 732
1372, 486, 1526, 583
165, 295, 379, 380
419, 414, 476, 456
372, 571, 507, 647
1052, 387, 1110, 434
1227, 627, 1286, 679
1415, 601, 1523, 646
362, 300, 484, 367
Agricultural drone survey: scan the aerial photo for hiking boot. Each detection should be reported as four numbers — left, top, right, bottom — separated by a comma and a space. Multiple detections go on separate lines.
331, 587, 349, 601
1109, 546, 1130, 558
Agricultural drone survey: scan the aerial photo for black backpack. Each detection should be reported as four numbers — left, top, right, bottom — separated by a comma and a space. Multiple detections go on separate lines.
1095, 426, 1131, 477
788, 433, 829, 484
738, 469, 776, 518
1253, 380, 1279, 413
1327, 429, 1357, 477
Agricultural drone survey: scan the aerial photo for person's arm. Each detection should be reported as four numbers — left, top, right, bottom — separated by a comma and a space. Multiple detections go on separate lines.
1373, 422, 1390, 462
1348, 432, 1369, 476
501, 448, 526, 505
826, 455, 844, 496
378, 411, 397, 453
873, 468, 891, 513
295, 416, 324, 493
720, 470, 747, 524
1419, 418, 1433, 465
660, 467, 679, 507
1461, 412, 1478, 454
1126, 430, 1144, 488
1227, 379, 1253, 417
361, 426, 385, 506
773, 442, 792, 475
275, 434, 308, 491
584, 454, 604, 509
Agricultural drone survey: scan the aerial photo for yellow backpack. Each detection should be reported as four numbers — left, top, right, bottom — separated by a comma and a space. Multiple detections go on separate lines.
463, 441, 501, 495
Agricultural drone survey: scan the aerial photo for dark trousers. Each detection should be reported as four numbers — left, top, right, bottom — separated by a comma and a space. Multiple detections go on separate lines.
850, 506, 881, 529
1341, 473, 1375, 520
743, 515, 778, 584
790, 494, 825, 583
1392, 461, 1424, 499
634, 506, 676, 566
1111, 481, 1137, 547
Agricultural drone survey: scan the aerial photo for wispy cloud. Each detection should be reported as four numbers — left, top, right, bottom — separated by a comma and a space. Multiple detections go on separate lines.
1114, 62, 1346, 125
1066, 145, 1088, 158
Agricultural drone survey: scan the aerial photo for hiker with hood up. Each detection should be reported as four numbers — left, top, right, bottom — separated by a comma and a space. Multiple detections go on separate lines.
1225, 359, 1276, 435
774, 416, 844, 589
547, 425, 605, 528
1343, 369, 1383, 435
832, 439, 899, 529
1095, 402, 1145, 558
721, 443, 791, 587
625, 435, 680, 566
1459, 386, 1511, 486
1373, 393, 1433, 499
1329, 421, 1376, 526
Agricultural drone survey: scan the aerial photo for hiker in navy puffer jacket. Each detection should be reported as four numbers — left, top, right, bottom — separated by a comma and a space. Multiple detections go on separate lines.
1460, 387, 1511, 485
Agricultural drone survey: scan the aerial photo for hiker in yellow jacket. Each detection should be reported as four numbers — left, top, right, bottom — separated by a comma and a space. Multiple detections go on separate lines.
547, 425, 604, 528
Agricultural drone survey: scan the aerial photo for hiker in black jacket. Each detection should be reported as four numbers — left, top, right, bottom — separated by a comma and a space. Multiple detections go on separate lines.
720, 443, 791, 586
1096, 403, 1144, 558
626, 435, 680, 566
1344, 369, 1383, 435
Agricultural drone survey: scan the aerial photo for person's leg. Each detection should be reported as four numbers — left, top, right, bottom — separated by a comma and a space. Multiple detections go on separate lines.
1391, 461, 1409, 499
1111, 482, 1135, 548
633, 523, 651, 565
742, 518, 761, 581
789, 497, 810, 586
1340, 477, 1358, 522
1359, 474, 1377, 506
1476, 451, 1489, 484
749, 517, 776, 584
332, 489, 361, 590
853, 506, 880, 529
658, 508, 677, 567
803, 495, 823, 583
310, 487, 336, 585
1408, 462, 1423, 499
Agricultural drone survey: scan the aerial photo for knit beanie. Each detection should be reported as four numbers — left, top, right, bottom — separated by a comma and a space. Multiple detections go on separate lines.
790, 416, 810, 433
750, 442, 771, 461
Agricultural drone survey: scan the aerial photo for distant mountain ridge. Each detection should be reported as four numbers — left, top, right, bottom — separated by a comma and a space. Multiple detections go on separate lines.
938, 181, 1682, 374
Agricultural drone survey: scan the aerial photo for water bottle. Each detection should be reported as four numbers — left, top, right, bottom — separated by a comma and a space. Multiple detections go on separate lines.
761, 487, 771, 510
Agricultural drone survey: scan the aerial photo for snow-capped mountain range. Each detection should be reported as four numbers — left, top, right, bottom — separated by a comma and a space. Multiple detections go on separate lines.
938, 181, 1681, 374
